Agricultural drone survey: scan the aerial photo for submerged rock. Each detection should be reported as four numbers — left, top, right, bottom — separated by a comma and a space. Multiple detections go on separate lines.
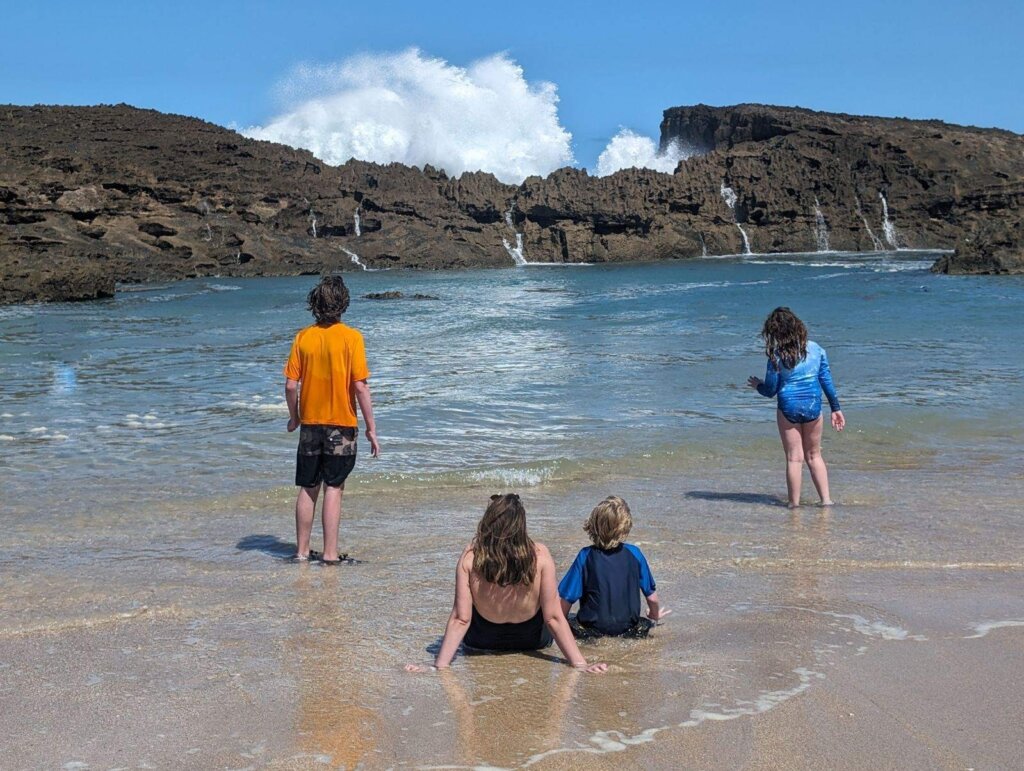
363, 291, 440, 300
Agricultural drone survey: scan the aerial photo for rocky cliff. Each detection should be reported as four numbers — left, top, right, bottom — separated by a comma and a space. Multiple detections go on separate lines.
2, 103, 1022, 303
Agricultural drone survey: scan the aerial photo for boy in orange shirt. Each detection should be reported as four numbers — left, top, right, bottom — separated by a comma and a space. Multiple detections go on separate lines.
284, 275, 379, 563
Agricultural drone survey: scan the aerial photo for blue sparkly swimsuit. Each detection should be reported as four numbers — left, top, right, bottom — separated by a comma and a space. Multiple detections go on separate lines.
757, 341, 841, 424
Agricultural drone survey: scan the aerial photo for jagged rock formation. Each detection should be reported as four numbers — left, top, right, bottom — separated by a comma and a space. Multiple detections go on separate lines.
1, 103, 1022, 303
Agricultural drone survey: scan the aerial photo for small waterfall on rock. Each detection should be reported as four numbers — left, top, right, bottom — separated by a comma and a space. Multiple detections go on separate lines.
720, 182, 752, 255
879, 193, 899, 249
855, 197, 884, 251
502, 203, 528, 266
502, 233, 527, 266
309, 211, 318, 239
354, 207, 362, 237
341, 247, 373, 271
699, 232, 708, 257
203, 223, 213, 242
813, 198, 831, 252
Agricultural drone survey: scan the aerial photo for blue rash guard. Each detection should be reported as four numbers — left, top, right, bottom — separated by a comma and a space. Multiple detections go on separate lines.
757, 340, 841, 424
558, 544, 656, 636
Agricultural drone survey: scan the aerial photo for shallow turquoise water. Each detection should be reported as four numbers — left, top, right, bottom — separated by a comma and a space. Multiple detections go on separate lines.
0, 252, 1021, 514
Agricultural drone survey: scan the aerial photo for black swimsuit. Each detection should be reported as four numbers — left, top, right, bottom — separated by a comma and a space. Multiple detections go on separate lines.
463, 606, 553, 651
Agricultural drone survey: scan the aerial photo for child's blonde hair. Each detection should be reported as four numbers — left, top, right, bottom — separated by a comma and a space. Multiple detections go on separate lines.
584, 496, 633, 550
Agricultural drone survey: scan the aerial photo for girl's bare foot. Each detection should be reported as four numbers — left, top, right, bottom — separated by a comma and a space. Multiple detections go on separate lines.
819, 500, 834, 506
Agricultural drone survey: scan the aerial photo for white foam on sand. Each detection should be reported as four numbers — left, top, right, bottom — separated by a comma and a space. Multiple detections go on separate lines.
783, 607, 927, 641
964, 620, 1024, 639
518, 668, 824, 767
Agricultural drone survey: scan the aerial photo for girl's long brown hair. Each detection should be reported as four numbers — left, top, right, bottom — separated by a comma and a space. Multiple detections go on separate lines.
762, 307, 808, 370
473, 494, 536, 587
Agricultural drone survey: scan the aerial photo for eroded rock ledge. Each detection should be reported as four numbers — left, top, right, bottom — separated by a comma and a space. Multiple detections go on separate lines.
2, 103, 1022, 303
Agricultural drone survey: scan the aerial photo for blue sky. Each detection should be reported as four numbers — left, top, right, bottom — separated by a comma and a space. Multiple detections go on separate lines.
2, 0, 1021, 171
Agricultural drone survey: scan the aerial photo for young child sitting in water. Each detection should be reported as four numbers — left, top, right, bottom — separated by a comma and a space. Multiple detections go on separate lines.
558, 496, 671, 638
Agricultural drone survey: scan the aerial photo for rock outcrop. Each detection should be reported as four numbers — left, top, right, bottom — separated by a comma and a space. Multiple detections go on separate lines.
2, 103, 1022, 303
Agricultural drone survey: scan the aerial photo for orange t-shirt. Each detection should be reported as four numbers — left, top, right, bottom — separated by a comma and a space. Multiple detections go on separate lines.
283, 323, 370, 427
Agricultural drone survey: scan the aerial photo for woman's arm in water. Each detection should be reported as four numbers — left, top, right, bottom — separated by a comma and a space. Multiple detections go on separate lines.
537, 545, 608, 674
406, 546, 473, 672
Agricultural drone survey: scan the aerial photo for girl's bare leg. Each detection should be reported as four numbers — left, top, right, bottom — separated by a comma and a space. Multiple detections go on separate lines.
776, 410, 805, 507
800, 416, 833, 505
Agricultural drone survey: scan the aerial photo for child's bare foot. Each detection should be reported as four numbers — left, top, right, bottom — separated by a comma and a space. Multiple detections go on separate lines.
819, 500, 835, 507
787, 501, 800, 509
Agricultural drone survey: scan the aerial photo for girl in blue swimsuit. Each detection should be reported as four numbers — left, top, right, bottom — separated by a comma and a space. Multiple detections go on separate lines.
748, 307, 846, 507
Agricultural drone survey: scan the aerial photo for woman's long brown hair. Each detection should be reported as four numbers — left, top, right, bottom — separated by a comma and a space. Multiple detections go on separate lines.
472, 494, 536, 587
762, 306, 808, 370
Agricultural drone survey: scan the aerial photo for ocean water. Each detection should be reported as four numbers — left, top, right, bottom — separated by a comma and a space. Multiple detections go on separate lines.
1, 253, 1023, 768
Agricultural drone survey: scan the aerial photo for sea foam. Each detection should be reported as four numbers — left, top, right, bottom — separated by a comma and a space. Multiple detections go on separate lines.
595, 130, 692, 176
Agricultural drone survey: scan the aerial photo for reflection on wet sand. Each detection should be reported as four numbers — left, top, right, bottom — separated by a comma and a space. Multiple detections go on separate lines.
439, 660, 581, 766
288, 568, 382, 767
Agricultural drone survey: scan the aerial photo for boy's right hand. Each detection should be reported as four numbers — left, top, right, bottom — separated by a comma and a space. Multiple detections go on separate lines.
287, 417, 300, 432
366, 429, 380, 457
648, 608, 673, 623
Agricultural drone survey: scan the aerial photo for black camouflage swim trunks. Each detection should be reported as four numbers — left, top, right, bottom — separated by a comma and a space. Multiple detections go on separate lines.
295, 425, 357, 488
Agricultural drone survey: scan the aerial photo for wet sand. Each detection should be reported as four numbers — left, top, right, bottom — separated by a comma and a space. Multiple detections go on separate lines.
2, 453, 1022, 769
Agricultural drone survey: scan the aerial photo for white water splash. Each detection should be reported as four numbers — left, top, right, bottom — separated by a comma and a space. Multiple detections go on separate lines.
965, 620, 1024, 639
879, 192, 899, 248
502, 233, 527, 266
595, 130, 691, 176
813, 197, 831, 252
353, 207, 361, 237
855, 196, 884, 250
719, 182, 752, 255
341, 247, 373, 271
244, 49, 573, 184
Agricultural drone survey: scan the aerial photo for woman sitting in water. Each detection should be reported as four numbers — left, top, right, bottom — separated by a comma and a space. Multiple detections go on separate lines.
406, 494, 608, 674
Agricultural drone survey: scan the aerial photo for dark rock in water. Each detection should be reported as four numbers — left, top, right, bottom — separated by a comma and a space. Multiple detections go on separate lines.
932, 218, 1024, 274
1, 102, 1023, 303
364, 291, 439, 301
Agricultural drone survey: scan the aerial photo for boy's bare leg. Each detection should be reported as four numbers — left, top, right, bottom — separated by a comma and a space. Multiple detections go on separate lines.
776, 410, 805, 507
801, 417, 833, 504
294, 484, 320, 558
321, 485, 344, 561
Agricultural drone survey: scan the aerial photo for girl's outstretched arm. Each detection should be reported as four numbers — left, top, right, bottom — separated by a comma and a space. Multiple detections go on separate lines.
406, 546, 474, 672
817, 349, 845, 430
755, 360, 781, 397
537, 545, 608, 674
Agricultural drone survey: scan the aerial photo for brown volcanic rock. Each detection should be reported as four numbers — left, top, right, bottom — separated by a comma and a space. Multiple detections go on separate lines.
2, 102, 1024, 303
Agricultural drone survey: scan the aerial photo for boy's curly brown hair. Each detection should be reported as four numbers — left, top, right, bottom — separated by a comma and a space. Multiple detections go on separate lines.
307, 275, 350, 324
584, 496, 633, 550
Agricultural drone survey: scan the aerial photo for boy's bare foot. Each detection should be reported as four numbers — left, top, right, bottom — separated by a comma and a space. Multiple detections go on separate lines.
819, 500, 835, 506
787, 502, 800, 509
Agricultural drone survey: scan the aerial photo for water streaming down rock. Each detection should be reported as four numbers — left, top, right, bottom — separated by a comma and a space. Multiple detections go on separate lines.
880, 193, 899, 249
341, 247, 372, 271
353, 207, 361, 237
502, 203, 528, 265
203, 223, 213, 242
308, 211, 318, 239
855, 196, 884, 251
813, 198, 831, 252
699, 233, 708, 257
502, 233, 527, 266
719, 182, 752, 255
